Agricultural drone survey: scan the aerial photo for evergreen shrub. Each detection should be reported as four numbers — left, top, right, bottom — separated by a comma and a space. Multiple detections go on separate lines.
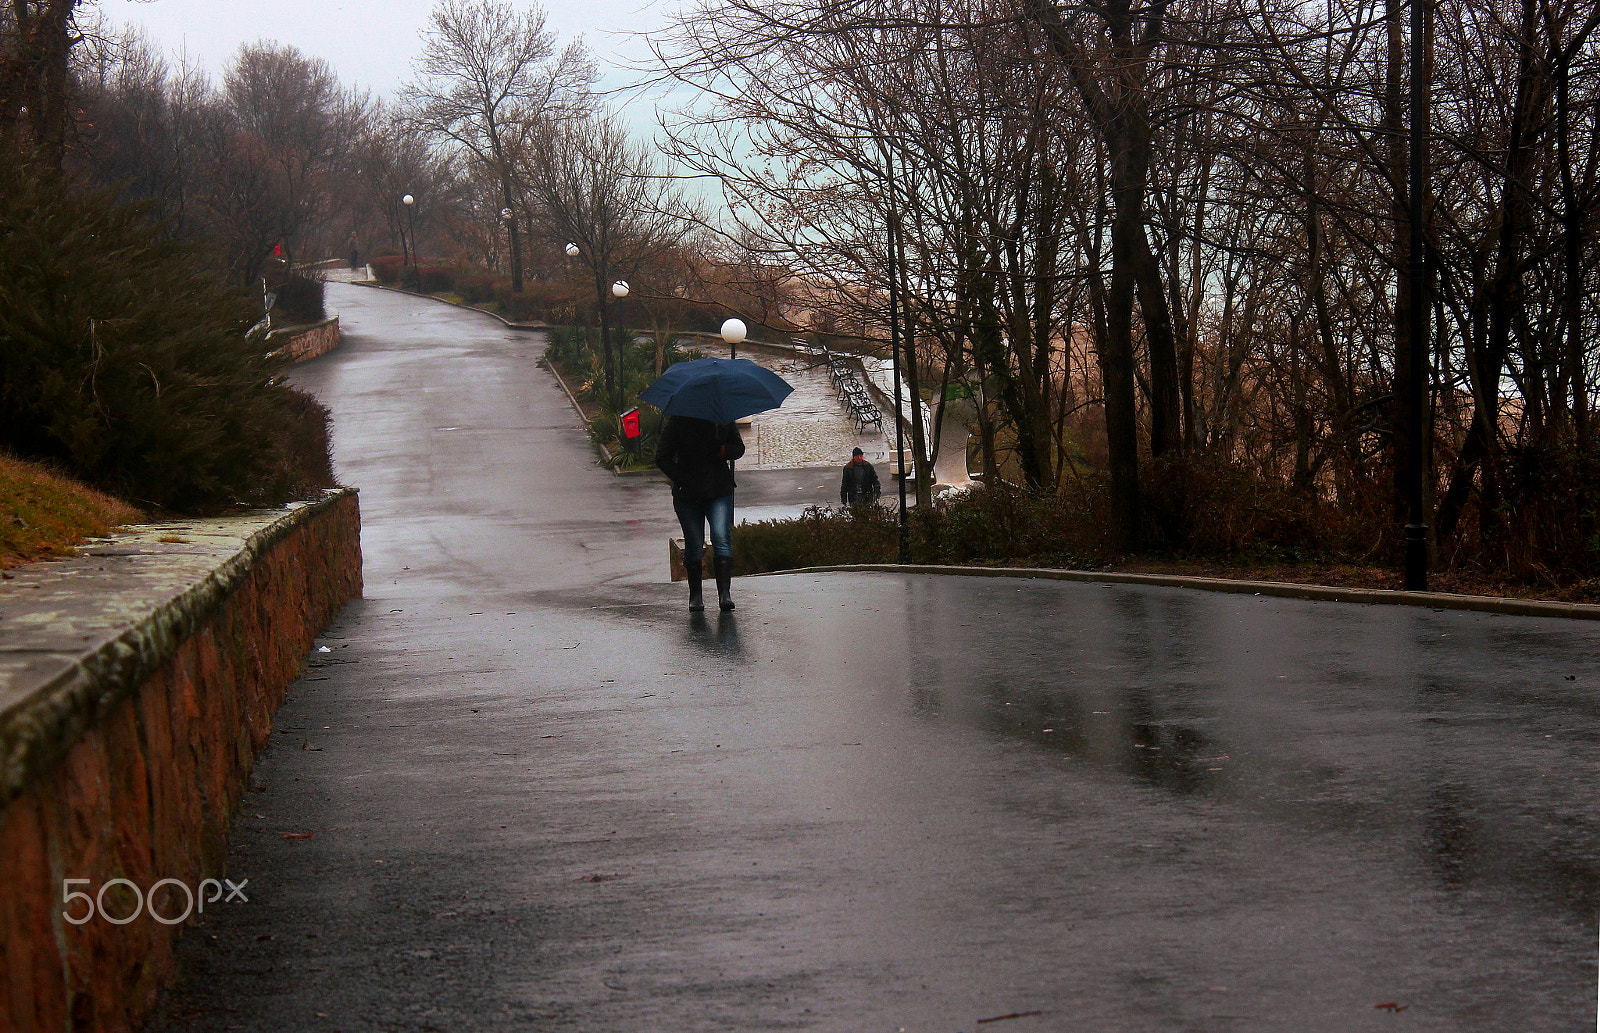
0, 154, 336, 514
271, 273, 326, 325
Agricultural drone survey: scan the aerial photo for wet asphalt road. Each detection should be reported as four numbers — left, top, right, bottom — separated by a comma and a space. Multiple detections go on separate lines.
146, 285, 1600, 1032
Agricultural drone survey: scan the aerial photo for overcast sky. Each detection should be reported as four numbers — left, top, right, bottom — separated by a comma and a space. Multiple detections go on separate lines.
91, 0, 674, 101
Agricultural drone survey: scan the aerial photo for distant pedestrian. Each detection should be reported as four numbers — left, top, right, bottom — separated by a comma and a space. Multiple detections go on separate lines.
840, 447, 881, 506
656, 415, 745, 612
347, 233, 360, 271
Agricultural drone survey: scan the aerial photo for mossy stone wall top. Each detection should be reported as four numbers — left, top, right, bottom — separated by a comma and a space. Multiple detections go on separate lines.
0, 488, 359, 807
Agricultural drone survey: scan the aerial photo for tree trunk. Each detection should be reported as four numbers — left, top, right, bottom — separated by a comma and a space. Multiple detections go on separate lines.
1026, 0, 1166, 549
1436, 0, 1542, 546
1134, 231, 1182, 457
1104, 156, 1144, 547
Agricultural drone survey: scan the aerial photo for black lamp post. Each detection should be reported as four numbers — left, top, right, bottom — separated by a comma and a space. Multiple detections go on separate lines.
885, 154, 909, 564
565, 242, 612, 409
501, 208, 514, 276
611, 279, 630, 414
1404, 0, 1432, 591
402, 193, 417, 276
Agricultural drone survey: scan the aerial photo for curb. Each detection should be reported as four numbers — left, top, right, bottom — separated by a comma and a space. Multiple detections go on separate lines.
540, 355, 591, 430
753, 562, 1600, 621
537, 359, 654, 478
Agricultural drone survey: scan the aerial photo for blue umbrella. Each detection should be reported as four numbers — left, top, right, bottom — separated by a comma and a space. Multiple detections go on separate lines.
639, 357, 794, 424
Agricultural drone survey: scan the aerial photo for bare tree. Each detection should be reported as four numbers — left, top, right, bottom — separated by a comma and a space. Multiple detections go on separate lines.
224, 41, 366, 269
402, 0, 594, 292
1025, 0, 1194, 547
352, 102, 460, 263
519, 109, 695, 407
658, 0, 1095, 507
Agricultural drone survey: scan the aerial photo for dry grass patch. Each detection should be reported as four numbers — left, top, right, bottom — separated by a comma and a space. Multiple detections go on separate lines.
0, 453, 143, 569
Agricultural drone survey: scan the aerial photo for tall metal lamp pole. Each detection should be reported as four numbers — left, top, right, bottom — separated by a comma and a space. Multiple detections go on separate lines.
402, 194, 416, 274
612, 279, 630, 414
886, 157, 909, 564
1404, 0, 1432, 591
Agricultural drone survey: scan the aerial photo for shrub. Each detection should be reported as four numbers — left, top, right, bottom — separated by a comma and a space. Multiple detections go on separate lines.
1484, 444, 1600, 581
271, 273, 326, 325
418, 264, 456, 293
0, 154, 337, 514
721, 481, 1107, 574
732, 504, 899, 573
911, 482, 1109, 565
456, 272, 498, 305
497, 280, 579, 324
369, 254, 404, 284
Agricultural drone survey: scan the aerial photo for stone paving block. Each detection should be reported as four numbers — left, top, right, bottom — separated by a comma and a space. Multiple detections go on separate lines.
737, 351, 890, 469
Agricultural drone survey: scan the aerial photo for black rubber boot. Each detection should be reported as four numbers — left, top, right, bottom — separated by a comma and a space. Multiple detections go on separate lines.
713, 555, 735, 611
685, 561, 705, 612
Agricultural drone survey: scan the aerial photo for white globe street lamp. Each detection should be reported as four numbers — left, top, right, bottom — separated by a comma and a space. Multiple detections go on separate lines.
720, 317, 747, 359
565, 242, 580, 257
609, 281, 632, 412
499, 209, 514, 272
401, 194, 417, 271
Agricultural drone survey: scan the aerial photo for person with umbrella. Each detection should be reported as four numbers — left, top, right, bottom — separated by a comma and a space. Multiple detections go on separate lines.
643, 355, 794, 612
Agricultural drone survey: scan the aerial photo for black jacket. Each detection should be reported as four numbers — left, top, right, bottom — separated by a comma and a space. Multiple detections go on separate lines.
840, 459, 881, 503
655, 416, 746, 502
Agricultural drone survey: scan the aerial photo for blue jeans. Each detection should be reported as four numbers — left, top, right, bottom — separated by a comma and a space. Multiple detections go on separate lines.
675, 494, 734, 561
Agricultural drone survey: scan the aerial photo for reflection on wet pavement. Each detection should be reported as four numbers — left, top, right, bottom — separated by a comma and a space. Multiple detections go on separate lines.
685, 611, 745, 657
880, 572, 1600, 925
154, 283, 1600, 1033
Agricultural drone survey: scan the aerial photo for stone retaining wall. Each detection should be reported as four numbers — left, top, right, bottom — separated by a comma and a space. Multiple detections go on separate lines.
0, 488, 362, 1032
266, 316, 340, 363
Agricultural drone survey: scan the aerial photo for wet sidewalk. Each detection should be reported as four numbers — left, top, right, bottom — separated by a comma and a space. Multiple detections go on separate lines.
735, 348, 891, 470
143, 284, 1600, 1032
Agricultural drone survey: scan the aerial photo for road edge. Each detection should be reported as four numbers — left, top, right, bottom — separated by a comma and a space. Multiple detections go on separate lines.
754, 562, 1600, 620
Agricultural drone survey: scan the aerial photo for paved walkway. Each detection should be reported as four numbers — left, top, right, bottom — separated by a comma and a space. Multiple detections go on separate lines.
679, 338, 972, 488
143, 284, 1600, 1032
729, 348, 891, 471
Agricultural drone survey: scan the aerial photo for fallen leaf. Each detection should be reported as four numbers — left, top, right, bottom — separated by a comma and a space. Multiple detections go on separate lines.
282, 832, 314, 840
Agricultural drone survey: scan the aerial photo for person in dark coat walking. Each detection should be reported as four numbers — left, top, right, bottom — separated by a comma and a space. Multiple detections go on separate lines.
840, 447, 881, 506
656, 415, 745, 611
